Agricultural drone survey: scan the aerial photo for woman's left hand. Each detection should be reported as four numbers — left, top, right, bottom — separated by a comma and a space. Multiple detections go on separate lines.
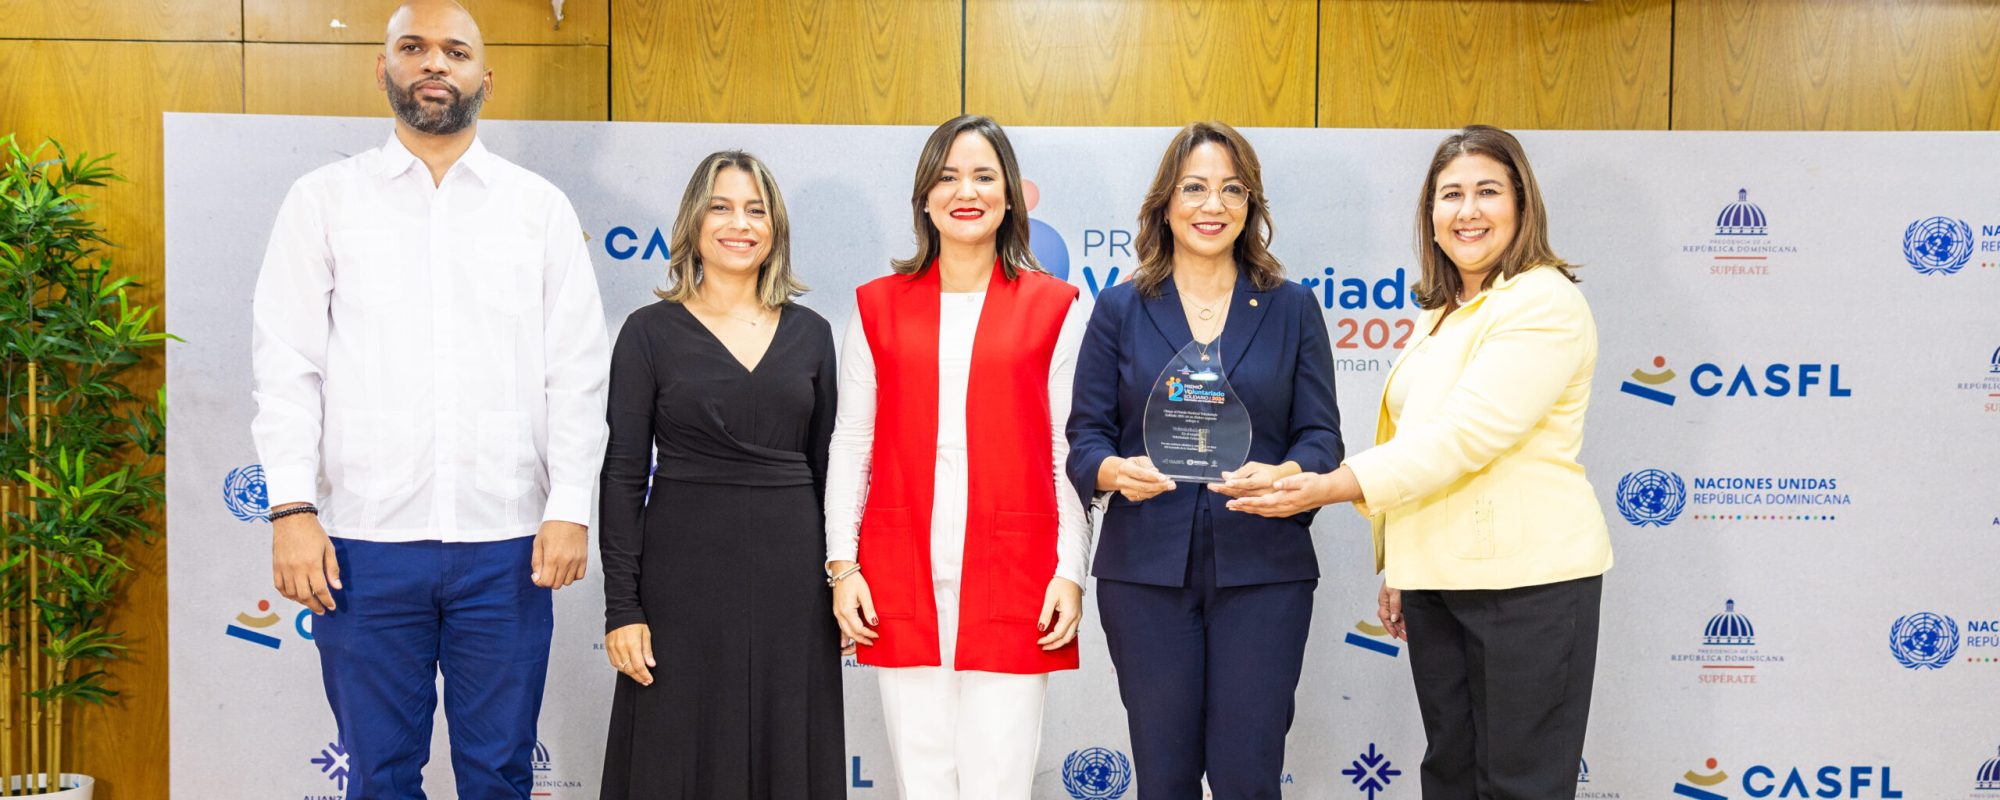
1037, 577, 1084, 650
1208, 461, 1296, 499
1227, 471, 1333, 517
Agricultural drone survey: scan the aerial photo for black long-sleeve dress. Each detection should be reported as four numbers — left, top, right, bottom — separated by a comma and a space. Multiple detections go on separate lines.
598, 300, 845, 799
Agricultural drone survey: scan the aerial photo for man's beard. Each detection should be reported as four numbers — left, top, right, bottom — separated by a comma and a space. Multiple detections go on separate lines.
387, 77, 485, 135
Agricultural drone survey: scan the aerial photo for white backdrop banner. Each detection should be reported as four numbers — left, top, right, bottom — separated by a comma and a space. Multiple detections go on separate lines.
165, 113, 1999, 800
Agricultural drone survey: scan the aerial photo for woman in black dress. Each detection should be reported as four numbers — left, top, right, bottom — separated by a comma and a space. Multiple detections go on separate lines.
598, 150, 844, 798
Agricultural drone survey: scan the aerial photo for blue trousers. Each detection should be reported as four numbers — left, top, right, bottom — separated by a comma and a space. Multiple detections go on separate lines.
1096, 503, 1317, 800
316, 536, 553, 800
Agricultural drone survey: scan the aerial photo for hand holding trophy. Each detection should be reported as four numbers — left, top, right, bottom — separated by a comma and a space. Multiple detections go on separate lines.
1142, 338, 1253, 483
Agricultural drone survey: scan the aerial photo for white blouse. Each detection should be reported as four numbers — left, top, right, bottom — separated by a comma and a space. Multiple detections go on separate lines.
823, 292, 1092, 588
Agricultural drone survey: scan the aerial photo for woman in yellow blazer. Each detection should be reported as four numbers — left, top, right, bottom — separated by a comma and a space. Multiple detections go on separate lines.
1232, 125, 1611, 800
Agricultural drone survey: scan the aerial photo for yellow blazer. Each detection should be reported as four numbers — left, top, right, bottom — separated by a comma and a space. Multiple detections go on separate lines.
1344, 266, 1613, 590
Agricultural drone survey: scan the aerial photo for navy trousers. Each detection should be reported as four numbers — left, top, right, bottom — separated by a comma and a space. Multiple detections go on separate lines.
315, 536, 554, 800
1096, 502, 1317, 800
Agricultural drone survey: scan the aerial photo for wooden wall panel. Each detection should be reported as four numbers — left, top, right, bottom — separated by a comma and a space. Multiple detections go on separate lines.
1674, 0, 2000, 130
4, 3, 1997, 797
245, 0, 608, 45
0, 41, 241, 800
1320, 0, 1672, 130
966, 0, 1315, 127
614, 0, 960, 124
247, 43, 610, 120
0, 0, 240, 41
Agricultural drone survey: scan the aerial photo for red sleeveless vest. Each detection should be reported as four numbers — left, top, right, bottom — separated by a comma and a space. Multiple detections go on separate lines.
853, 262, 1080, 674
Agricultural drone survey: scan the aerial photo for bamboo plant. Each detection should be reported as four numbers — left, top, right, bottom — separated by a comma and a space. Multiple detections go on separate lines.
0, 135, 172, 795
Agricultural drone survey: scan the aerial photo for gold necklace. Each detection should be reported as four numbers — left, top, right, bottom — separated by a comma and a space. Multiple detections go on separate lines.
694, 298, 769, 327
1178, 272, 1233, 361
1179, 269, 1234, 312
1182, 295, 1227, 362
1180, 292, 1224, 321
1195, 328, 1220, 362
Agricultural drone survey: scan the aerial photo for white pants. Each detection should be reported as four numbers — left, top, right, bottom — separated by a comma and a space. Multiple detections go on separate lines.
876, 449, 1049, 800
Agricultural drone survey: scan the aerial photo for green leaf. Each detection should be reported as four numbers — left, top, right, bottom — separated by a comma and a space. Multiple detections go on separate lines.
1, 141, 170, 735
13, 470, 60, 497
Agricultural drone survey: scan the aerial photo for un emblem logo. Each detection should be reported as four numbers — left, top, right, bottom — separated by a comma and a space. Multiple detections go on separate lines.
1062, 747, 1133, 800
223, 464, 270, 523
1902, 216, 1973, 275
1888, 611, 1960, 670
1616, 468, 1685, 527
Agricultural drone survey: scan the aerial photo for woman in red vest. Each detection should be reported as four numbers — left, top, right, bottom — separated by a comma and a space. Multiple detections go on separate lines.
824, 115, 1089, 799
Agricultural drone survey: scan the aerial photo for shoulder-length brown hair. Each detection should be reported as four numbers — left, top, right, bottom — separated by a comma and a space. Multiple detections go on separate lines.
1131, 121, 1286, 297
891, 114, 1041, 280
657, 150, 807, 307
1412, 125, 1577, 310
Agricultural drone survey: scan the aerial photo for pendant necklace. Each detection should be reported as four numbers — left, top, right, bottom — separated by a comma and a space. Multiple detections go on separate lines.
1181, 276, 1231, 363
1184, 297, 1225, 362
697, 298, 766, 327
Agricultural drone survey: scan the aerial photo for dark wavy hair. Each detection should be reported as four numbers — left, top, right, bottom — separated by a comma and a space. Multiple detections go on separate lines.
891, 115, 1040, 280
1413, 125, 1577, 310
1131, 121, 1286, 297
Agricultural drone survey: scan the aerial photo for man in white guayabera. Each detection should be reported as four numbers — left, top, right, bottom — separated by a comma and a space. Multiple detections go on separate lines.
248, 2, 608, 797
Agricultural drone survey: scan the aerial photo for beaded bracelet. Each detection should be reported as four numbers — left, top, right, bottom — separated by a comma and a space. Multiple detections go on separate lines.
270, 504, 320, 520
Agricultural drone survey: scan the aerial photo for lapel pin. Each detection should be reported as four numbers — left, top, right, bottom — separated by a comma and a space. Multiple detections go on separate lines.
1249, 298, 1258, 307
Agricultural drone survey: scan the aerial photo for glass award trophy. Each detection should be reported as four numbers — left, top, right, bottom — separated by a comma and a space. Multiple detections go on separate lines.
1142, 340, 1253, 483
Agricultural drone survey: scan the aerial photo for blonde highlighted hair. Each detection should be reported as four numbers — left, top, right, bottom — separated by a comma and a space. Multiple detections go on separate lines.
657, 150, 806, 307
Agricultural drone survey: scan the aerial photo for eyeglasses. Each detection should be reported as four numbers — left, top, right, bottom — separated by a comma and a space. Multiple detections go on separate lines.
1176, 180, 1251, 209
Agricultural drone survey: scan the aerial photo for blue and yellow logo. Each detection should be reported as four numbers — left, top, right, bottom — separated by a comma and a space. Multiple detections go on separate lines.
1344, 620, 1400, 657
225, 599, 285, 649
225, 598, 313, 650
1674, 758, 1730, 799
1622, 355, 1850, 403
1621, 356, 1677, 405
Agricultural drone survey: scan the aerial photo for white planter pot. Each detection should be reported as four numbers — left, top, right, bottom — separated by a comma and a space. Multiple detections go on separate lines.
2, 773, 94, 798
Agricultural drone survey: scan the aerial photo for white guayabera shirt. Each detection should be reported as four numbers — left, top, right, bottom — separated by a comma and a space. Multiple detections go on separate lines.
251, 132, 610, 543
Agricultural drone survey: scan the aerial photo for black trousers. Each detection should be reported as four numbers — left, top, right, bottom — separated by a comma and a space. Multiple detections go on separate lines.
1400, 574, 1602, 800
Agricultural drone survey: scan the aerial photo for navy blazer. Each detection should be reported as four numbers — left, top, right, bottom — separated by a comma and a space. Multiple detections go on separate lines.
1066, 272, 1343, 588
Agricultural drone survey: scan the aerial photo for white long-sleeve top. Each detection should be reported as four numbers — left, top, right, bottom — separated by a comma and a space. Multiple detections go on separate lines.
250, 133, 610, 542
824, 291, 1092, 587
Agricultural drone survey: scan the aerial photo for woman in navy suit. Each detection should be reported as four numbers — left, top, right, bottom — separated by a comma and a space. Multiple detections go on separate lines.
1066, 121, 1341, 799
